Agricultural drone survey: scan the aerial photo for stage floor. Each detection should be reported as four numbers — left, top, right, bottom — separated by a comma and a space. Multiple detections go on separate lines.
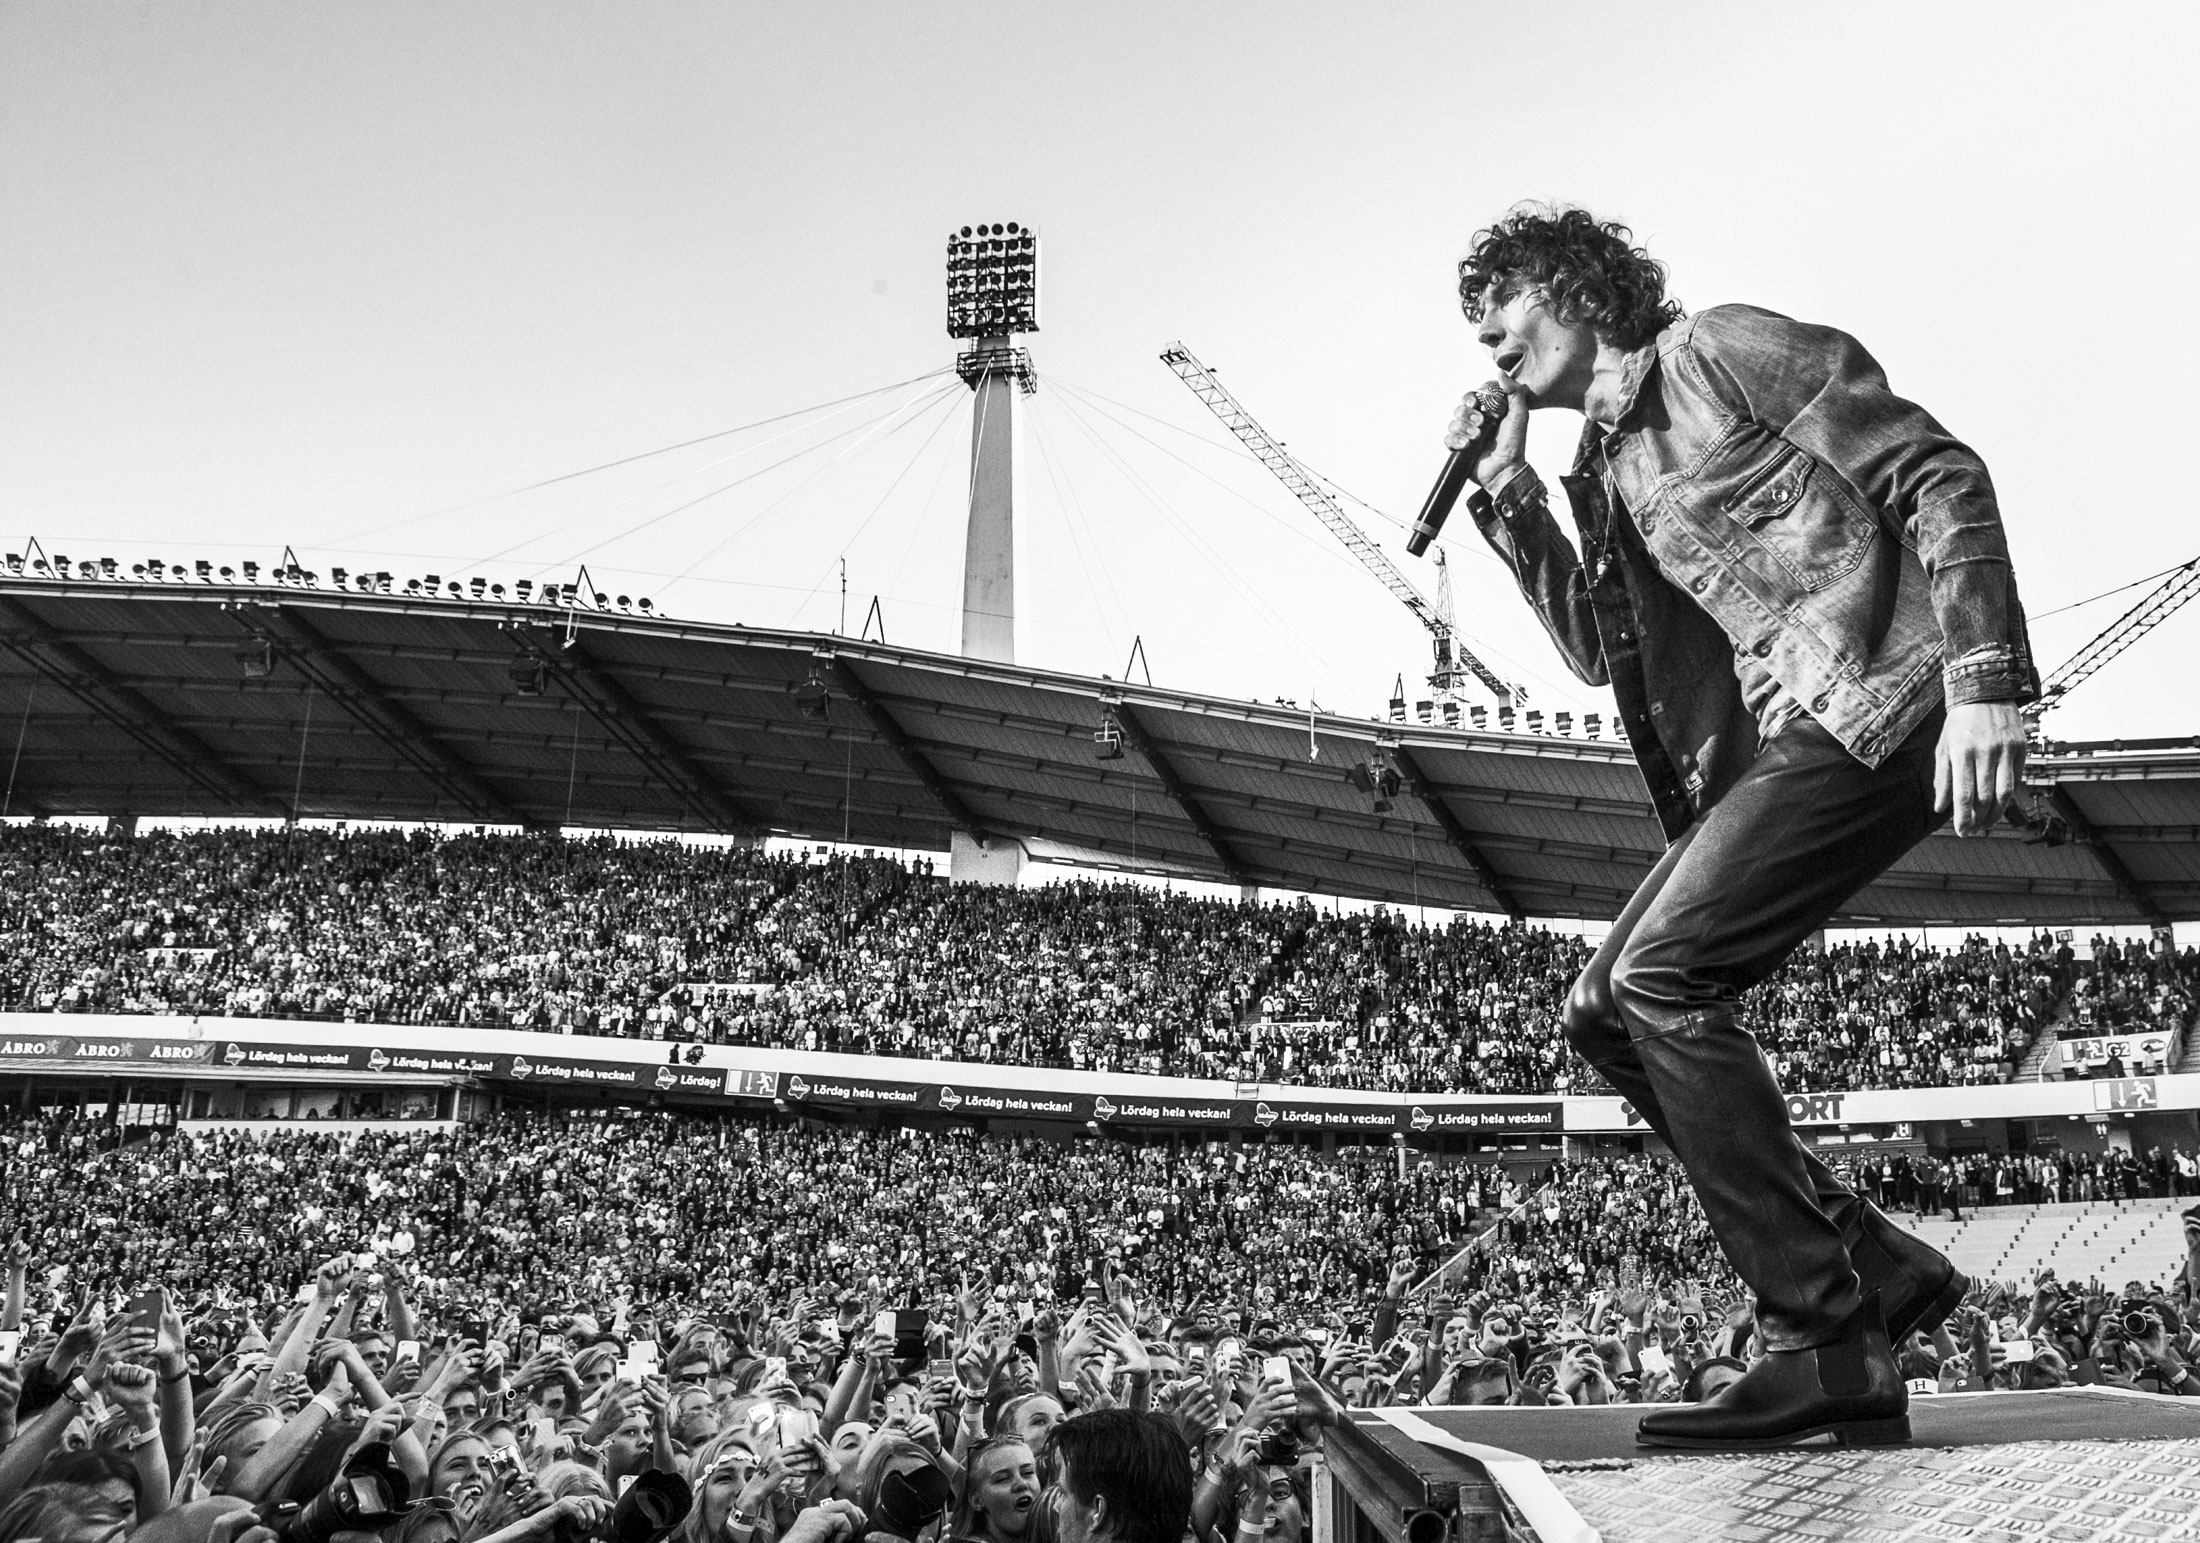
1337, 1390, 2200, 1543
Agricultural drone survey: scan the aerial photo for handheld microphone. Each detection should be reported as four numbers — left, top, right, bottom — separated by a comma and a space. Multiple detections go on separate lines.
1405, 382, 1513, 556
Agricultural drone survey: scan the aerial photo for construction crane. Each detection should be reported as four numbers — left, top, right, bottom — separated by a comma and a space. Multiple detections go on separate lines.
2032, 553, 2200, 721
1161, 342, 1519, 716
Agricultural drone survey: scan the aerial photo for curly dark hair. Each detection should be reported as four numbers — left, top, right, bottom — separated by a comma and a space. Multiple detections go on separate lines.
1458, 205, 1682, 350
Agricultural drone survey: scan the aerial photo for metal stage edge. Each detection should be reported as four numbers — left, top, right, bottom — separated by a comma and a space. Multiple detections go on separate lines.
1318, 1388, 2200, 1543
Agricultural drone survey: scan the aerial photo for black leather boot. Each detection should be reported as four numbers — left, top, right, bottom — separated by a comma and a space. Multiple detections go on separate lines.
1637, 1294, 1909, 1450
1838, 1196, 1968, 1344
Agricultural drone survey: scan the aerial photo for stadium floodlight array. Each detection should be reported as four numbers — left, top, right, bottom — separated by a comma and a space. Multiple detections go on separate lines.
0, 551, 661, 616
1454, 703, 1607, 740
946, 221, 1039, 338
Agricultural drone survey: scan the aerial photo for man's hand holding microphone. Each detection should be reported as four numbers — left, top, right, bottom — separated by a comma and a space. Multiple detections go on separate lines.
1408, 381, 1530, 555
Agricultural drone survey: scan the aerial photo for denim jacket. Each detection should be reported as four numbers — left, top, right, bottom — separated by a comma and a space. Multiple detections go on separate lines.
1469, 303, 2035, 842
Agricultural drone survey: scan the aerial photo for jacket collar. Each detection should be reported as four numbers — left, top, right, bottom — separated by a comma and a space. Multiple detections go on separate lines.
1567, 339, 1662, 475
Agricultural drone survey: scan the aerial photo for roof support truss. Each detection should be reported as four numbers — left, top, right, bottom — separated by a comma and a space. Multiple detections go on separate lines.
240, 606, 526, 825
510, 627, 762, 837
828, 658, 993, 840
1391, 745, 1527, 921
1108, 703, 1254, 887
0, 598, 276, 815
2047, 788, 2167, 925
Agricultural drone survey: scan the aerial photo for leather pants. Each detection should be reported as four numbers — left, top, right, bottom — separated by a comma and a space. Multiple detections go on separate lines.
1564, 709, 1944, 1350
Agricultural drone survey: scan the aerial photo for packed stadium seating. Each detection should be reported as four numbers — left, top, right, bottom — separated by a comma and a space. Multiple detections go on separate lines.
0, 1105, 2193, 1543
6, 825, 2188, 1098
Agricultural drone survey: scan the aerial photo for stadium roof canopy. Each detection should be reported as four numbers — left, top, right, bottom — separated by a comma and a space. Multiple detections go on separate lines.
0, 575, 2193, 927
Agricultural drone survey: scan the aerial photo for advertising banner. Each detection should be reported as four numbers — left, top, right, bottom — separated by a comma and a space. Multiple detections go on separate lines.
214, 1041, 372, 1072
1243, 1099, 1404, 1134
1088, 1091, 1239, 1127
366, 1048, 498, 1078
1569, 1090, 1864, 1133
777, 1070, 929, 1110
933, 1084, 1080, 1120
1403, 1100, 1563, 1134
491, 1052, 646, 1090
7, 1011, 2195, 1138
0, 1033, 223, 1068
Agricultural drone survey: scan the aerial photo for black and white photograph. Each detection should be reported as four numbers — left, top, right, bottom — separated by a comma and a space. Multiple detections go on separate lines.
2, 4, 2198, 1539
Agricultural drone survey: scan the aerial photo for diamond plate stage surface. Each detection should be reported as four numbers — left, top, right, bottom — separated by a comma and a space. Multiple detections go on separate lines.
1325, 1390, 2200, 1543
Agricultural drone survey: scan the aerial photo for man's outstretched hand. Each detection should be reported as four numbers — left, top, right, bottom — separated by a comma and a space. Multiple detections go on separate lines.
1934, 701, 2026, 837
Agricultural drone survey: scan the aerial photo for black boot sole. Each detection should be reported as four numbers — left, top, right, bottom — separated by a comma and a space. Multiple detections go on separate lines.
1888, 1266, 1970, 1345
1636, 1414, 1912, 1451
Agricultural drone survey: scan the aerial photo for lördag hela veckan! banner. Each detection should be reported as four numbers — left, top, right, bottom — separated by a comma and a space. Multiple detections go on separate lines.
5, 1017, 2182, 1135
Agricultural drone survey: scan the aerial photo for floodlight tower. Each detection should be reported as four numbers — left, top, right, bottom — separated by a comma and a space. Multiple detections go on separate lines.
945, 221, 1039, 887
947, 221, 1039, 664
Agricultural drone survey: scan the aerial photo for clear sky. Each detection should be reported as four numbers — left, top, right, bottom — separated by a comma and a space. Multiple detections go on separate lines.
3, 1, 2194, 743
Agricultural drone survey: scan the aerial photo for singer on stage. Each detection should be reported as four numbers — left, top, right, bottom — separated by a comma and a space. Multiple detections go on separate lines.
1445, 206, 2035, 1448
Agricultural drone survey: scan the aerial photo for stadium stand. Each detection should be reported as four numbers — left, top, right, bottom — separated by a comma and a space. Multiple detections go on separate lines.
1911, 1199, 2192, 1294
5, 825, 2186, 1097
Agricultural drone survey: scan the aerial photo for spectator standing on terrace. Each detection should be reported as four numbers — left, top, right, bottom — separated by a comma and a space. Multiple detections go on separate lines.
1451, 204, 2035, 1447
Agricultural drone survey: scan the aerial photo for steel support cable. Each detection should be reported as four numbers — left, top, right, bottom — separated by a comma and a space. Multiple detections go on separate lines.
1048, 379, 1376, 581
1042, 386, 1360, 712
1023, 392, 1131, 655
2033, 555, 2197, 621
1051, 374, 1612, 712
1048, 382, 1343, 686
661, 379, 968, 590
2, 676, 35, 818
494, 377, 961, 584
386, 382, 947, 589
884, 406, 965, 602
785, 385, 969, 628
323, 366, 956, 548
1051, 372, 1503, 564
1052, 380, 1592, 717
2039, 554, 2200, 707
1049, 383, 1363, 708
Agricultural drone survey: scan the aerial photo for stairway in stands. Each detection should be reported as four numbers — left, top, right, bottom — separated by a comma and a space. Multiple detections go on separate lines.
2009, 980, 2084, 1082
1908, 1197, 2190, 1291
2010, 1015, 2069, 1082
2174, 1021, 2200, 1075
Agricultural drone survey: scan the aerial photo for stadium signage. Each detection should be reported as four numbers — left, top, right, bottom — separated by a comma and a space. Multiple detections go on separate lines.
1255, 1101, 1399, 1132
489, 1053, 643, 1088
0, 1035, 218, 1065
2095, 1077, 2159, 1113
1091, 1097, 1237, 1125
1611, 1093, 1846, 1128
933, 1087, 1077, 1118
780, 1075, 924, 1108
219, 1042, 364, 1070
374, 1051, 497, 1076
2052, 1035, 2172, 1077
1242, 1099, 1563, 1133
11, 1014, 2200, 1137
1410, 1102, 1563, 1132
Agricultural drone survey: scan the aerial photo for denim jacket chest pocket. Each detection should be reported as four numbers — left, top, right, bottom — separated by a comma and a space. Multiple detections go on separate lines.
1699, 434, 1878, 594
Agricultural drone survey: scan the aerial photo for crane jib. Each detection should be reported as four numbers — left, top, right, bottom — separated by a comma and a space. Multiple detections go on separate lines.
1161, 342, 1517, 707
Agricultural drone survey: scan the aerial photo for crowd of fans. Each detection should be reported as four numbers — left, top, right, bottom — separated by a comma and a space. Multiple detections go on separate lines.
2065, 933, 2200, 1037
1851, 1145, 2200, 1211
1747, 935, 2063, 1091
1, 1108, 2197, 1543
6, 826, 2190, 1099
